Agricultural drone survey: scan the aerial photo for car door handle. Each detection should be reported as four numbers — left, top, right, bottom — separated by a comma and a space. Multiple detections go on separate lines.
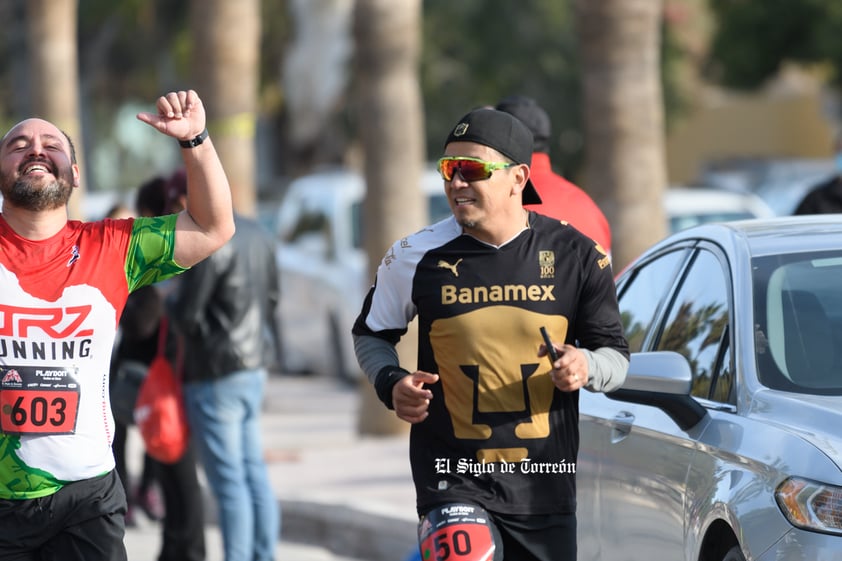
611, 411, 635, 443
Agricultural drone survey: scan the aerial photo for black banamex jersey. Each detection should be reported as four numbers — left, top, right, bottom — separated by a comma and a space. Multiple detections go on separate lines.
353, 212, 628, 516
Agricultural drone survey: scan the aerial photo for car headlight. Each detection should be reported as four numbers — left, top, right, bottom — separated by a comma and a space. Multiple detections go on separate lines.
776, 477, 842, 535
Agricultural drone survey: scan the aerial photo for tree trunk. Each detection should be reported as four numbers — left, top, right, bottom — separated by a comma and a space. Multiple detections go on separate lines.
575, 0, 668, 271
190, 0, 260, 216
352, 0, 425, 436
27, 0, 84, 220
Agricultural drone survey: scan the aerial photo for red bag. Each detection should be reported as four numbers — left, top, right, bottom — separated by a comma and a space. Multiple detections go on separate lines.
133, 318, 190, 463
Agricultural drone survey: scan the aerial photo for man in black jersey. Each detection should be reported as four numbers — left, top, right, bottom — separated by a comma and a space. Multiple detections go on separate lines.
352, 108, 629, 561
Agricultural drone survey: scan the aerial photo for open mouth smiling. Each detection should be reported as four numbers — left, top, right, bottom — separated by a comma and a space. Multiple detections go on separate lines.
21, 161, 53, 176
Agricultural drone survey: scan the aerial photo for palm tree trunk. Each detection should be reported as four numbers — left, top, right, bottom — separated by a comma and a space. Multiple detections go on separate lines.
27, 0, 84, 220
190, 0, 260, 216
575, 0, 668, 270
353, 0, 425, 436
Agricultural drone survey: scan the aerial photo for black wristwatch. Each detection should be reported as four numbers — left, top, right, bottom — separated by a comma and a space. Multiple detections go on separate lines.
178, 128, 209, 149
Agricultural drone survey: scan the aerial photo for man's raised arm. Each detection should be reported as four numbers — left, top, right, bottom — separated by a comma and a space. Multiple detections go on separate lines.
136, 89, 235, 267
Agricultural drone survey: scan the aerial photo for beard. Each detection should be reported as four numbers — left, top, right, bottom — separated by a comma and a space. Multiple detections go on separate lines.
0, 162, 74, 211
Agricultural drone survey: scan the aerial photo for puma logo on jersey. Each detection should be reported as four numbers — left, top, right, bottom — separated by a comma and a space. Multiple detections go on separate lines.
438, 258, 463, 277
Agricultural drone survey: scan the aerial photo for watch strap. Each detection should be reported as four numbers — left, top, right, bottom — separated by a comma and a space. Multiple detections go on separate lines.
178, 128, 209, 148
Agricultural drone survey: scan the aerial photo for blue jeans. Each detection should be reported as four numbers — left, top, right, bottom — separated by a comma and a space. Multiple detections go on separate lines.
183, 369, 280, 561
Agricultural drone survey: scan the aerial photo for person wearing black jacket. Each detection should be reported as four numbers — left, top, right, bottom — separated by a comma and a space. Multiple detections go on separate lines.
166, 205, 282, 561
128, 174, 207, 561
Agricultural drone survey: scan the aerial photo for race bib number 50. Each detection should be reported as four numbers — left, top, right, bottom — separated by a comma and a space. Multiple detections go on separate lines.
0, 366, 81, 435
418, 503, 498, 561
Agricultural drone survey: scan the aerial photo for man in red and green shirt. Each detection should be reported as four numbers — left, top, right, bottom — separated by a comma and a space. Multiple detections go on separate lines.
0, 90, 235, 561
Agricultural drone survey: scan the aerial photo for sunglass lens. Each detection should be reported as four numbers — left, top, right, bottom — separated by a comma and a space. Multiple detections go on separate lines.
439, 159, 457, 181
439, 159, 490, 182
457, 160, 490, 181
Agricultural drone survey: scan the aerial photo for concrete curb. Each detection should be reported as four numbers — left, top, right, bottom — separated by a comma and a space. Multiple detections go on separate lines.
281, 499, 417, 561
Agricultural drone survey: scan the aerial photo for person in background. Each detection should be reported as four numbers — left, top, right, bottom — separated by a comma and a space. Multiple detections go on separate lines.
127, 173, 207, 561
352, 107, 628, 560
166, 182, 281, 561
496, 94, 612, 253
106, 201, 166, 529
793, 132, 842, 214
105, 202, 134, 220
0, 89, 234, 561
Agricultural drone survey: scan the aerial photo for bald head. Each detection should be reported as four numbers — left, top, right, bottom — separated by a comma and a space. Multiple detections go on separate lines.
1, 118, 77, 165
0, 118, 80, 212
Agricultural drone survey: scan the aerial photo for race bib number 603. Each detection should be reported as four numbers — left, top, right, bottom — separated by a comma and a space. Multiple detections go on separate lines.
0, 366, 81, 435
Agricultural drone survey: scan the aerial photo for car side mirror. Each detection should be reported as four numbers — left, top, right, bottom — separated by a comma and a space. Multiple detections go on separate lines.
606, 351, 708, 431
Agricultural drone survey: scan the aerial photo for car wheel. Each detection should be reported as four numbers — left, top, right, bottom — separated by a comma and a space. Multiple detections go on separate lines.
721, 546, 745, 561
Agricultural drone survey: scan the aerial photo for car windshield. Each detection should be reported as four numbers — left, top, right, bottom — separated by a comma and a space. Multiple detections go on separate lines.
753, 250, 842, 395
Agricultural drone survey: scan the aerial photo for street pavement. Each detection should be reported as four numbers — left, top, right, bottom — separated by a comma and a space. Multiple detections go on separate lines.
123, 374, 419, 561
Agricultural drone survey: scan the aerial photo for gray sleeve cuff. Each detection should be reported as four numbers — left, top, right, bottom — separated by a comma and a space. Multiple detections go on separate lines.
581, 347, 629, 393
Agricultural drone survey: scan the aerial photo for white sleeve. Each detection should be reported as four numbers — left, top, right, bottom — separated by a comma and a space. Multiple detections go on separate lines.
363, 217, 461, 333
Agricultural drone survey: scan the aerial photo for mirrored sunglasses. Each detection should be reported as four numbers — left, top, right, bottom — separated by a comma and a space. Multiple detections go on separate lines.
437, 156, 515, 182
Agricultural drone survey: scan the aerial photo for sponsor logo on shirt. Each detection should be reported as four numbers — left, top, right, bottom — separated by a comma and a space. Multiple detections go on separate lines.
67, 245, 80, 267
1, 369, 22, 385
0, 304, 94, 360
441, 284, 556, 305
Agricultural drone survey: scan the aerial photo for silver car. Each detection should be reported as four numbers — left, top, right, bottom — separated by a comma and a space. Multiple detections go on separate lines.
579, 215, 842, 561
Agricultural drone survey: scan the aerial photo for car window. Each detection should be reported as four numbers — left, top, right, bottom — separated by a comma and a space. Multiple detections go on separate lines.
710, 335, 734, 403
286, 207, 330, 244
617, 249, 689, 353
275, 188, 335, 260
753, 251, 842, 395
655, 249, 729, 400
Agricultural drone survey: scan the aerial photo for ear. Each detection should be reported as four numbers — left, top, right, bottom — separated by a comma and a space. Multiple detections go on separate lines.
71, 163, 81, 189
511, 163, 530, 197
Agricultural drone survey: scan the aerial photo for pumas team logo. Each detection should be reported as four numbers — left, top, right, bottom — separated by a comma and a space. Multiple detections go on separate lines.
539, 250, 555, 279
453, 123, 470, 137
